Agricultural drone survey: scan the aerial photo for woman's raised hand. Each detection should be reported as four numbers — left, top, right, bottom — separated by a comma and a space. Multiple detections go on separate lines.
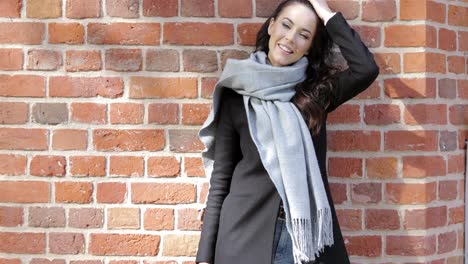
308, 0, 335, 24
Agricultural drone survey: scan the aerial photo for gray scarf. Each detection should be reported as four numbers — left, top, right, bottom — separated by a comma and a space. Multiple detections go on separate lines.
198, 51, 334, 263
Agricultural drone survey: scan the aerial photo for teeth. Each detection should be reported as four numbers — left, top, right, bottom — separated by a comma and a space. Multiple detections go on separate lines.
279, 44, 292, 53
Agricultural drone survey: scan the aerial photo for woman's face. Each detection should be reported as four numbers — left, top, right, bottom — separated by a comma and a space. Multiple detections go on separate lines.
267, 3, 318, 67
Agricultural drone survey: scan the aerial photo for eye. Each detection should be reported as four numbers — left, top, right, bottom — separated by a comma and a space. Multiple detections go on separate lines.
281, 22, 290, 29
300, 34, 309, 40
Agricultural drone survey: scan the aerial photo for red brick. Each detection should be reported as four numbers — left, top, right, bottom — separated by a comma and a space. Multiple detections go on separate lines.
438, 78, 457, 99
336, 209, 361, 231
220, 49, 249, 69
0, 22, 44, 44
365, 209, 399, 230
0, 154, 26, 176
345, 235, 382, 257
70, 261, 101, 264
404, 104, 447, 125
0, 75, 45, 97
447, 56, 465, 74
327, 157, 362, 178
448, 5, 468, 27
29, 259, 65, 264
148, 156, 180, 177
32, 103, 68, 125
255, 0, 282, 17
438, 231, 457, 254
362, 0, 395, 22
402, 156, 446, 178
0, 181, 49, 203
48, 23, 84, 44
449, 104, 468, 125
110, 103, 143, 124
327, 104, 360, 124
162, 234, 199, 256
49, 76, 123, 98
0, 102, 29, 124
449, 206, 464, 224
27, 0, 61, 18
177, 208, 202, 230
201, 77, 217, 98
93, 129, 165, 151
0, 128, 48, 150
354, 81, 380, 99
365, 157, 397, 179
148, 103, 179, 124
386, 182, 436, 205
439, 180, 458, 201
105, 49, 142, 72
0, 49, 23, 70
132, 183, 196, 204
327, 130, 380, 151
163, 22, 233, 45
70, 156, 106, 177
329, 183, 347, 204
459, 31, 468, 51
143, 0, 177, 17
26, 49, 62, 70
374, 53, 400, 74
169, 129, 205, 152
448, 154, 465, 174
403, 52, 446, 74
71, 103, 106, 124
384, 130, 438, 151
327, 0, 359, 20
28, 207, 65, 227
181, 103, 210, 125
55, 182, 93, 204
351, 183, 381, 204
88, 23, 160, 45
353, 25, 382, 47
384, 78, 436, 99
183, 49, 217, 72
0, 259, 21, 264
364, 104, 400, 125
459, 79, 468, 99
184, 157, 205, 177
385, 25, 436, 48
0, 207, 23, 227
181, 0, 214, 17
219, 0, 252, 18
0, 232, 45, 253
49, 233, 84, 254
52, 129, 87, 150
69, 208, 103, 228
30, 156, 66, 177
106, 0, 139, 18
439, 28, 457, 51
66, 0, 101, 18
146, 49, 179, 72
403, 206, 447, 229
89, 234, 160, 255
144, 208, 174, 230
237, 23, 262, 46
386, 235, 436, 256
65, 50, 102, 72
130, 77, 197, 99
0, 0, 21, 17
109, 156, 144, 177
107, 208, 139, 229
96, 182, 126, 203
200, 182, 209, 203
400, 0, 445, 23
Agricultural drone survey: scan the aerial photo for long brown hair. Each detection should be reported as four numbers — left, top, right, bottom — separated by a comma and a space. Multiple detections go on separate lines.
255, 0, 340, 135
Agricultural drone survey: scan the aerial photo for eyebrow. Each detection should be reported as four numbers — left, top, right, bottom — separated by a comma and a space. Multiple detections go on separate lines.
282, 17, 312, 34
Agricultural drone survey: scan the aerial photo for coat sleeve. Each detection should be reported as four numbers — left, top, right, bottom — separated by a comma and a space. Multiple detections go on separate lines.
325, 12, 380, 113
196, 89, 242, 263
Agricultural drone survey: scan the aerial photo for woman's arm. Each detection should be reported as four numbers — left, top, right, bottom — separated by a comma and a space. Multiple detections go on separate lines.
325, 12, 380, 112
196, 89, 241, 263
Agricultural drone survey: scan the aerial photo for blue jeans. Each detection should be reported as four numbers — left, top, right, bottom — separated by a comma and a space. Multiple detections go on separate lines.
272, 218, 294, 264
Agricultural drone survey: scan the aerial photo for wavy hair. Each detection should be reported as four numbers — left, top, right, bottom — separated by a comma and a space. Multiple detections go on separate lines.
255, 0, 340, 135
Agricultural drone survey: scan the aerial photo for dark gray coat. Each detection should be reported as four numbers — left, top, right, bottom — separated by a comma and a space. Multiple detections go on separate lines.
196, 12, 379, 264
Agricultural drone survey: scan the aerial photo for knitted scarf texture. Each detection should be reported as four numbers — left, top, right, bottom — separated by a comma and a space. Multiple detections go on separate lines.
198, 50, 334, 263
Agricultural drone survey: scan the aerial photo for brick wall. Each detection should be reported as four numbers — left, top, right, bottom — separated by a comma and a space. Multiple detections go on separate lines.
0, 0, 466, 263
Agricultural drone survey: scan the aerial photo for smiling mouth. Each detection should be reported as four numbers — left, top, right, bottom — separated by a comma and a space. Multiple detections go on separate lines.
278, 44, 293, 54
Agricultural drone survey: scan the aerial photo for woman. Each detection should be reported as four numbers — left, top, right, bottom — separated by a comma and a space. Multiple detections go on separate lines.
196, 0, 379, 263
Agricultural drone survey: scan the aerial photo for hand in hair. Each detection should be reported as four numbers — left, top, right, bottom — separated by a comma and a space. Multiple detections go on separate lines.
308, 0, 336, 24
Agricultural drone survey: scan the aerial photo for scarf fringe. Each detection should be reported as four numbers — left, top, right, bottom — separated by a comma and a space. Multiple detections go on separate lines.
290, 208, 334, 264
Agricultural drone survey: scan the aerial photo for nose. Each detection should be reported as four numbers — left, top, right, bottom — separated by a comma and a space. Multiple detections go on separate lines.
284, 30, 295, 44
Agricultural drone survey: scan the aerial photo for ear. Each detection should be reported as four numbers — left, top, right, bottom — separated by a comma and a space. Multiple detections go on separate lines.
267, 18, 275, 36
